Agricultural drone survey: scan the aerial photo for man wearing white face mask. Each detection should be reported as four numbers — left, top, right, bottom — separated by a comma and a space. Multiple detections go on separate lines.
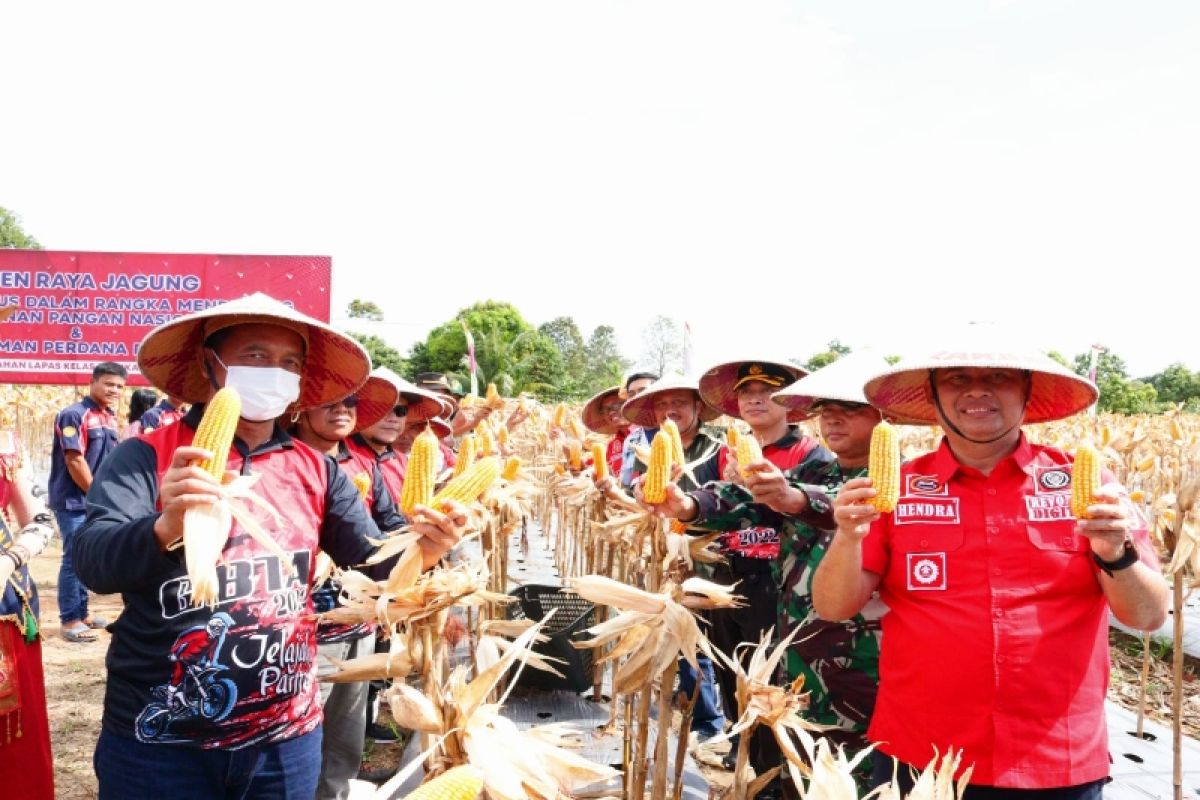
74, 293, 471, 800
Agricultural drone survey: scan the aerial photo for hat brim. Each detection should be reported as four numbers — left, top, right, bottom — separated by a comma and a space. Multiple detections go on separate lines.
772, 352, 910, 420
699, 360, 806, 423
620, 375, 722, 428
582, 386, 625, 435
370, 367, 446, 422
863, 350, 1098, 425
352, 376, 400, 433
138, 292, 370, 410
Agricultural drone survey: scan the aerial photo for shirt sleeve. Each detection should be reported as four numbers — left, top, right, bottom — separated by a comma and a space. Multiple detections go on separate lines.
74, 438, 183, 594
370, 464, 407, 532
56, 406, 86, 454
860, 515, 890, 576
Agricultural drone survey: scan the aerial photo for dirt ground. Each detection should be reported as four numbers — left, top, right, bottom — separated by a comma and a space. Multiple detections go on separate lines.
27, 541, 1198, 798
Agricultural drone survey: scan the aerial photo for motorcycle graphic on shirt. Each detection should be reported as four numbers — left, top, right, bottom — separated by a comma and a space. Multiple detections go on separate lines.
135, 613, 239, 742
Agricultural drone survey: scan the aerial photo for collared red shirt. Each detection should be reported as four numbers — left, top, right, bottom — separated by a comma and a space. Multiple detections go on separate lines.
861, 435, 1157, 788
139, 399, 184, 433
49, 396, 119, 510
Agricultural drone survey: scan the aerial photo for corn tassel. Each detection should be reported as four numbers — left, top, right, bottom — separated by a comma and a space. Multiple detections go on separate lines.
184, 387, 241, 607
642, 428, 673, 503
453, 435, 476, 478
736, 434, 763, 478
502, 455, 522, 481
868, 420, 900, 513
1071, 440, 1101, 519
432, 456, 501, 508
401, 428, 438, 516
402, 765, 484, 800
591, 443, 608, 480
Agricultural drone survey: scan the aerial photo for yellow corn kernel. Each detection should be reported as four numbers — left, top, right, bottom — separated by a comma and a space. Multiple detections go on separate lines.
352, 472, 371, 499
568, 440, 583, 471
502, 455, 522, 481
401, 427, 439, 515
736, 435, 763, 478
591, 443, 608, 480
1071, 440, 1101, 519
642, 429, 673, 503
453, 435, 476, 478
402, 765, 484, 800
432, 456, 502, 507
184, 387, 242, 607
868, 420, 900, 513
662, 418, 684, 466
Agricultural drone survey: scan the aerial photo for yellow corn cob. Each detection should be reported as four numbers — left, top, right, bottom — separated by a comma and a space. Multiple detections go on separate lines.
591, 443, 608, 480
476, 425, 494, 457
868, 420, 900, 513
496, 426, 509, 448
662, 418, 684, 467
402, 765, 484, 800
553, 403, 567, 429
1136, 456, 1155, 473
400, 428, 438, 515
569, 415, 585, 441
1129, 489, 1146, 504
568, 440, 583, 471
1071, 440, 1101, 519
184, 387, 242, 607
1171, 417, 1185, 442
554, 463, 567, 476
486, 382, 501, 404
352, 472, 371, 499
501, 455, 522, 481
736, 434, 763, 478
642, 428, 673, 503
453, 434, 476, 477
726, 428, 739, 449
432, 456, 501, 508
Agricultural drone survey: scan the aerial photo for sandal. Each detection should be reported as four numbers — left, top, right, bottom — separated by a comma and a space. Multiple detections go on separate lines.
84, 616, 110, 629
62, 626, 98, 643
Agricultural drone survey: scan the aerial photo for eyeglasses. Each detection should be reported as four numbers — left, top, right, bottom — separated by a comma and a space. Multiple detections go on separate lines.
392, 405, 409, 417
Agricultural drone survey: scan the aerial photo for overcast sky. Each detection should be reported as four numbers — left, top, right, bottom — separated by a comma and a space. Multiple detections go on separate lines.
3, 1, 1198, 378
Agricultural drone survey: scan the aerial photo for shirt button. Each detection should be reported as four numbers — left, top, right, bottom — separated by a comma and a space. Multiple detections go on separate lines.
993, 568, 1002, 577
994, 609, 1003, 618
987, 527, 999, 535
986, 488, 998, 496
920, 539, 929, 548
1061, 536, 1073, 546
996, 654, 1006, 664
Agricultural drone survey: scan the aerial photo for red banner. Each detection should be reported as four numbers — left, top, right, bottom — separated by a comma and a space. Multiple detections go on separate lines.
0, 250, 332, 385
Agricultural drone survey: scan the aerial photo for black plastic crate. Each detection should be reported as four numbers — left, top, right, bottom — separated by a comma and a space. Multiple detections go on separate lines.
506, 583, 597, 693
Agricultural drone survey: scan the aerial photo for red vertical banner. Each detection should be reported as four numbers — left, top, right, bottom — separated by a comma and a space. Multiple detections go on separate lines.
0, 250, 332, 385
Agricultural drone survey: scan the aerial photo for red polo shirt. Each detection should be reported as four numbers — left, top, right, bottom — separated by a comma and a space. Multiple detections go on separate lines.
861, 435, 1156, 788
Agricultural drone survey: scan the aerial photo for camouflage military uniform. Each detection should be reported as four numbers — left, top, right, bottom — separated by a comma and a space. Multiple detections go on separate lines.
690, 456, 882, 790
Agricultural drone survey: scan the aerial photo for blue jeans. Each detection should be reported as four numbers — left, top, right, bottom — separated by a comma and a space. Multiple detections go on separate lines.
95, 727, 322, 799
55, 509, 90, 624
676, 654, 725, 738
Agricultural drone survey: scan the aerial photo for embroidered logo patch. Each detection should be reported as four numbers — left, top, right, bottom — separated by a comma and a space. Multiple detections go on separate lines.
1036, 466, 1072, 493
61, 425, 78, 438
907, 553, 947, 591
893, 496, 960, 525
906, 475, 946, 495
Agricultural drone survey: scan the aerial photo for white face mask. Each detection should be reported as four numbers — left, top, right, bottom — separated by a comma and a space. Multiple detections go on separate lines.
213, 354, 302, 422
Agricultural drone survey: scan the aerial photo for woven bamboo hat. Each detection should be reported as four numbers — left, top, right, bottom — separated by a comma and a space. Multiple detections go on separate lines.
371, 367, 446, 422
620, 374, 722, 428
137, 293, 370, 410
772, 351, 898, 418
582, 386, 626, 435
863, 339, 1098, 425
699, 359, 807, 423
349, 374, 400, 433
422, 417, 453, 438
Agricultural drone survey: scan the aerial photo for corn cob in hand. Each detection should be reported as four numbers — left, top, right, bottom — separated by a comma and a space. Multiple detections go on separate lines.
184, 388, 240, 607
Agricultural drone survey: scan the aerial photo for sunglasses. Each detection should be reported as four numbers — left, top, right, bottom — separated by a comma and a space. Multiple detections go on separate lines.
392, 405, 409, 417
321, 395, 359, 411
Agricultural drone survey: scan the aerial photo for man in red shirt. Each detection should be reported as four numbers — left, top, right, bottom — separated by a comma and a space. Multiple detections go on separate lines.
815, 343, 1169, 798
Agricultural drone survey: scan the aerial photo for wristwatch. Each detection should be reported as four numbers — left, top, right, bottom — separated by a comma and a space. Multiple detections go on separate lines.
1093, 539, 1139, 577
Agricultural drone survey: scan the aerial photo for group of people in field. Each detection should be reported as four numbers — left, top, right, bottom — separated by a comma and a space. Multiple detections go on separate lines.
0, 292, 1169, 800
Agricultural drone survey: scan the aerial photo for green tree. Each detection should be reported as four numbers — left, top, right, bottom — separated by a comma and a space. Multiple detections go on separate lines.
805, 339, 852, 371
539, 316, 587, 394
0, 207, 42, 249
1071, 349, 1158, 414
1146, 363, 1200, 406
582, 325, 631, 396
347, 299, 384, 321
349, 332, 407, 375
